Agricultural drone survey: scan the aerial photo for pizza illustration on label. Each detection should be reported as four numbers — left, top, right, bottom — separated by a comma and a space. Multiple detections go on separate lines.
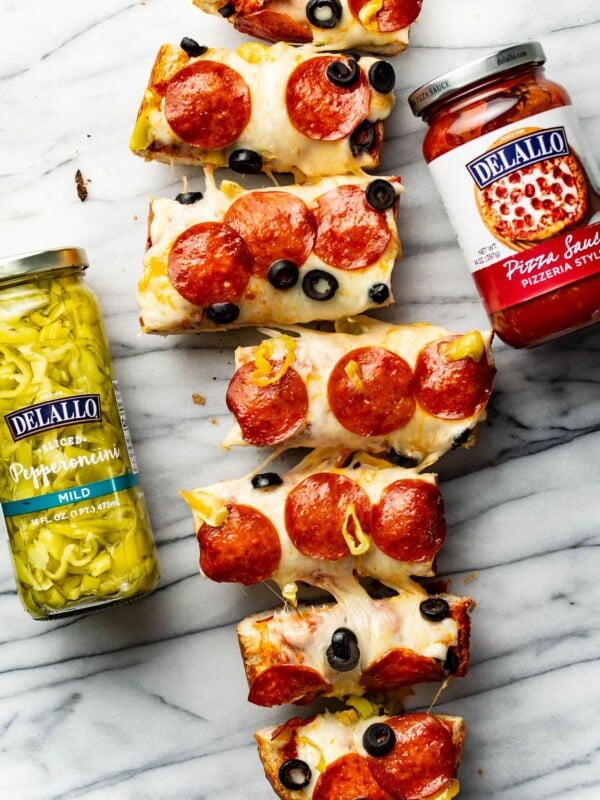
472, 126, 592, 249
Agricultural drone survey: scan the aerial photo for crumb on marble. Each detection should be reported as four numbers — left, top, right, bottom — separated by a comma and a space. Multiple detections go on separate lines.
75, 169, 89, 202
192, 393, 206, 406
463, 571, 478, 584
209, 417, 219, 425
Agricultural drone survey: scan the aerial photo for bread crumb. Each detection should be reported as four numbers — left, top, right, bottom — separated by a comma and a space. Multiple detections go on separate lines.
75, 169, 89, 202
478, 768, 484, 776
463, 571, 478, 584
210, 417, 219, 425
192, 393, 206, 406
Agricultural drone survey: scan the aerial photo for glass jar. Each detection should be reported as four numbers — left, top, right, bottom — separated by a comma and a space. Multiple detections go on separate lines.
409, 42, 600, 348
0, 248, 159, 618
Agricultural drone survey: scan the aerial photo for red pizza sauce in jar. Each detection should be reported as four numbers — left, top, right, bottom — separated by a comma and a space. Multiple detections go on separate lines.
408, 42, 600, 348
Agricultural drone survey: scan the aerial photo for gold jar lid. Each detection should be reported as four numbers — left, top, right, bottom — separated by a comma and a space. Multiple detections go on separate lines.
0, 247, 88, 285
408, 41, 546, 118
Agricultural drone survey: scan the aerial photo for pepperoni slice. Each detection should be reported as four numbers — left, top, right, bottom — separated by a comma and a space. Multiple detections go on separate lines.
197, 504, 281, 585
313, 185, 392, 270
313, 753, 392, 800
366, 713, 456, 800
413, 335, 495, 420
285, 473, 371, 560
286, 56, 371, 141
164, 61, 251, 149
371, 480, 446, 563
348, 0, 423, 32
224, 191, 315, 277
248, 665, 332, 706
234, 9, 312, 43
361, 649, 446, 692
168, 222, 251, 307
226, 360, 308, 446
327, 347, 415, 436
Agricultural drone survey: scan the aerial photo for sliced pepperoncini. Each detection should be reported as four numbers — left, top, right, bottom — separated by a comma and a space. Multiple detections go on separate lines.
358, 0, 384, 32
341, 504, 370, 556
344, 359, 364, 392
237, 43, 274, 64
440, 331, 485, 362
219, 179, 245, 199
335, 317, 364, 335
296, 735, 327, 774
282, 581, 298, 606
181, 489, 229, 527
251, 335, 297, 387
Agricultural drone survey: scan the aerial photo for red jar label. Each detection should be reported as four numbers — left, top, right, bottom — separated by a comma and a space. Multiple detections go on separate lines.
473, 220, 600, 312
428, 105, 600, 313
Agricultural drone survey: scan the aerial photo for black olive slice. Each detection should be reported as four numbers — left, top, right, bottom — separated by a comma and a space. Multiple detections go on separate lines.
218, 3, 235, 17
368, 61, 396, 94
386, 449, 420, 468
302, 269, 338, 301
444, 648, 460, 675
350, 120, 375, 155
179, 38, 207, 58
368, 283, 390, 304
452, 428, 472, 449
419, 597, 450, 622
206, 303, 240, 325
306, 0, 342, 28
175, 191, 203, 205
279, 759, 312, 790
326, 58, 360, 88
365, 179, 396, 211
326, 627, 360, 672
228, 148, 263, 174
363, 723, 396, 757
268, 260, 299, 290
251, 472, 283, 489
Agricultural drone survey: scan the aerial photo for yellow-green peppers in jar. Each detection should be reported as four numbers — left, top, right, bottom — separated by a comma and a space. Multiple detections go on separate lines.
0, 248, 159, 618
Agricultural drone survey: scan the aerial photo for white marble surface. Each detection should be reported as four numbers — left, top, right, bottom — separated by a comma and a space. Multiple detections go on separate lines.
1, 1, 600, 798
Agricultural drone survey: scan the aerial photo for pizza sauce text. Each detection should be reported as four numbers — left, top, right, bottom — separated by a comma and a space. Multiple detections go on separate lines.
409, 42, 600, 348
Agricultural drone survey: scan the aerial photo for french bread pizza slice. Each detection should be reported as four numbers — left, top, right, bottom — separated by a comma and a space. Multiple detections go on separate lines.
255, 709, 465, 799
238, 588, 471, 706
223, 316, 495, 467
130, 41, 395, 179
140, 170, 402, 332
191, 0, 423, 55
181, 449, 447, 596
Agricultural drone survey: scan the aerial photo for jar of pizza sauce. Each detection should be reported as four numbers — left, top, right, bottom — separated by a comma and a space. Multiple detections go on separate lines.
408, 42, 600, 348
0, 248, 159, 618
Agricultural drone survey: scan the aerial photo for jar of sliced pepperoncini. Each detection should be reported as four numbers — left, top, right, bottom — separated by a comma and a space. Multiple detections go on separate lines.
0, 248, 159, 618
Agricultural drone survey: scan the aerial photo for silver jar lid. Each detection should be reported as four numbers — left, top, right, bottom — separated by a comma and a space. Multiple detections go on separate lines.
0, 247, 88, 284
408, 41, 546, 118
